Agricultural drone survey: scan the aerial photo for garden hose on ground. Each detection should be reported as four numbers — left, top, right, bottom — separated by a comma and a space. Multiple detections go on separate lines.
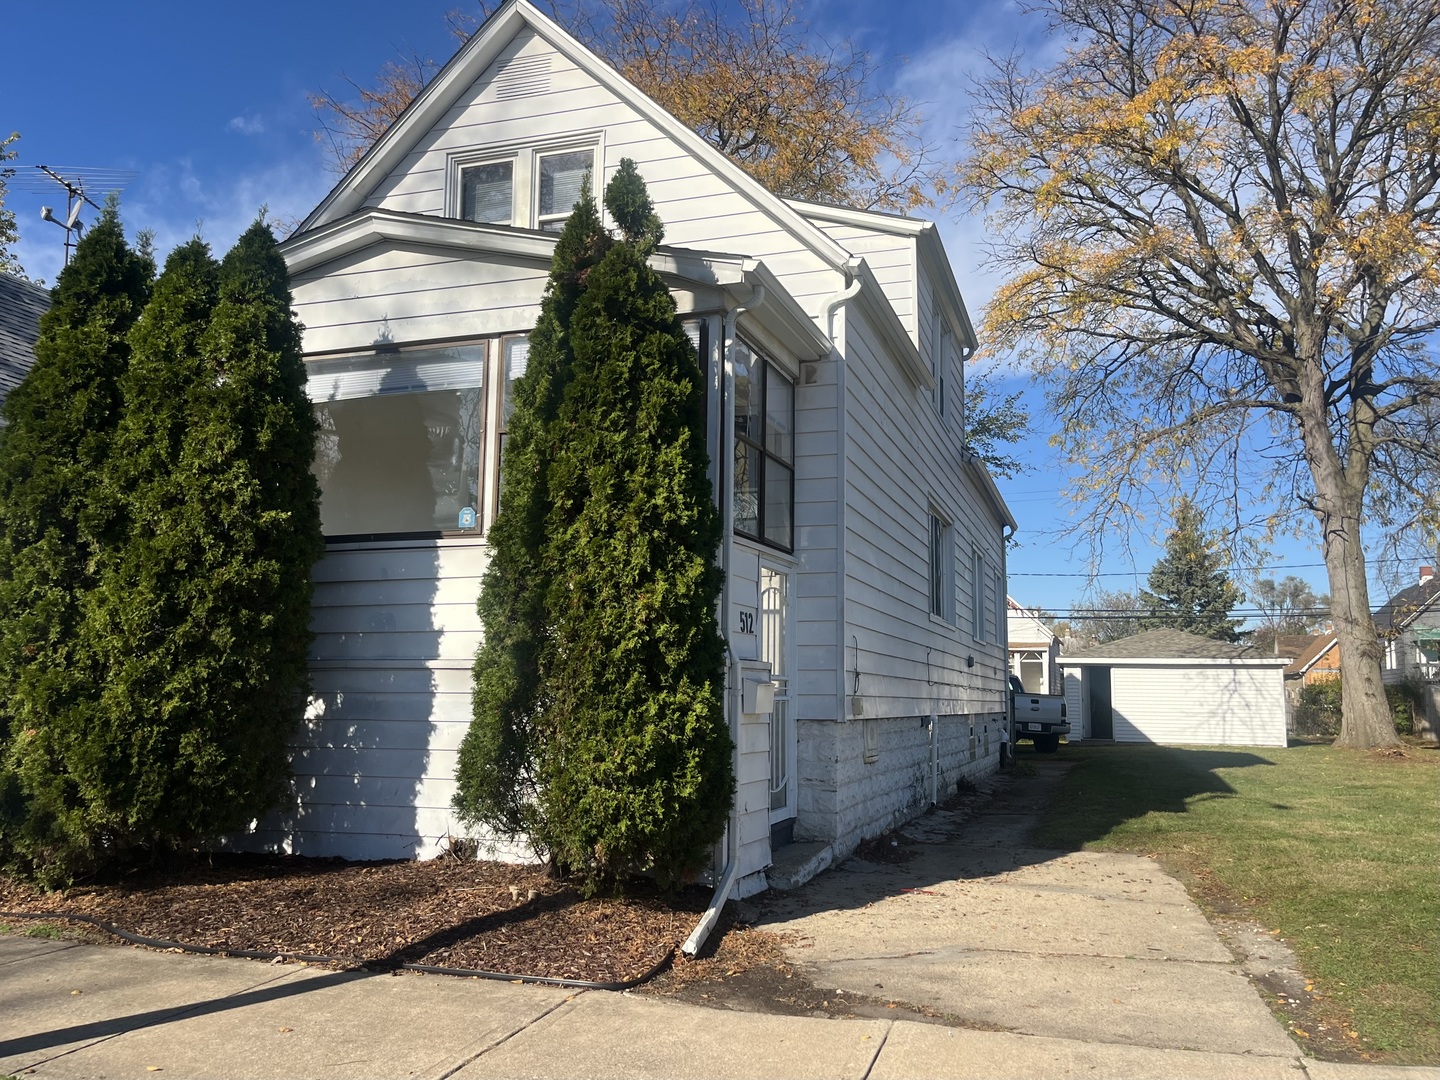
0, 908, 674, 991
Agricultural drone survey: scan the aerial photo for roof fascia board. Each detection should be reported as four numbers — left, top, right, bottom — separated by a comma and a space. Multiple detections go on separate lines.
964, 449, 1017, 531
1058, 656, 1291, 667
917, 227, 978, 353
786, 199, 929, 236
282, 208, 754, 290
740, 262, 831, 360
300, 0, 857, 276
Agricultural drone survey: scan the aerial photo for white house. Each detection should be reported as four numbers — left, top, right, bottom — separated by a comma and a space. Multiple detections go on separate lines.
1059, 629, 1289, 747
249, 0, 1015, 897
1375, 565, 1440, 686
1007, 596, 1061, 695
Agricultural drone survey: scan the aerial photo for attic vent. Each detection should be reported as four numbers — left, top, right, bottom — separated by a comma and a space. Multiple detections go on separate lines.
494, 56, 552, 100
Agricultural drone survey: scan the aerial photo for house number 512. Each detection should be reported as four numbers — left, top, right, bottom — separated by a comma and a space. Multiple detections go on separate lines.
737, 610, 756, 634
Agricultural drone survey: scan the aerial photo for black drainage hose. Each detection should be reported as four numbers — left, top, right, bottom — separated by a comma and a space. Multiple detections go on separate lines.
0, 909, 674, 992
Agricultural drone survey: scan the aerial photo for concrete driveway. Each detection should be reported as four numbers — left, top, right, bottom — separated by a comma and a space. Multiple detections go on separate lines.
756, 759, 1299, 1059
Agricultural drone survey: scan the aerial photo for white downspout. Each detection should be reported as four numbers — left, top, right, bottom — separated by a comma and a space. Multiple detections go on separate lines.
821, 269, 862, 719
683, 285, 763, 959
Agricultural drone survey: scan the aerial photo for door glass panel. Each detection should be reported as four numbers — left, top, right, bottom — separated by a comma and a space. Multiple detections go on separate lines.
761, 568, 791, 814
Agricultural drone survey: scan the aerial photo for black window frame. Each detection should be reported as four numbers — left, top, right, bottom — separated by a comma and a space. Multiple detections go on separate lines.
733, 345, 794, 552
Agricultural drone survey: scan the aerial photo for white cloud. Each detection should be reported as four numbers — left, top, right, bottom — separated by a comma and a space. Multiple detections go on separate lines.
227, 114, 267, 136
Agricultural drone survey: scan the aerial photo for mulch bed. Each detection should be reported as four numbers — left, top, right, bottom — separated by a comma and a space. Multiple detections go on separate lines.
0, 853, 712, 986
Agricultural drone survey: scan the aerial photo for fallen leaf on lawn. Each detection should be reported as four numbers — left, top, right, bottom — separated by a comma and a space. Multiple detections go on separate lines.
278, 1027, 293, 1033
70, 990, 82, 995
1293, 1028, 1310, 1038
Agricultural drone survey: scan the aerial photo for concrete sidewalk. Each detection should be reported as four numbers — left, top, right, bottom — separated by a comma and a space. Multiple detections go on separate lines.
2, 937, 1436, 1079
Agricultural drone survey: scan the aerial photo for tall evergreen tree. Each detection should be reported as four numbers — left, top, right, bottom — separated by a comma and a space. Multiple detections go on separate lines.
454, 181, 611, 843
1140, 498, 1245, 642
0, 201, 152, 877
457, 161, 731, 892
537, 160, 730, 890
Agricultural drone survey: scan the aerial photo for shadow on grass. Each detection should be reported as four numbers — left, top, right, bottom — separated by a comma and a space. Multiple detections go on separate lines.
1030, 744, 1276, 852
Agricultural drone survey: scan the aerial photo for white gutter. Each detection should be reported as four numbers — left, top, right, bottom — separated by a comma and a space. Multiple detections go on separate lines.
682, 285, 764, 959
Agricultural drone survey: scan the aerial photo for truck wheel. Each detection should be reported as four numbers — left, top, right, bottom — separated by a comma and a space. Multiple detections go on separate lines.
1034, 734, 1060, 754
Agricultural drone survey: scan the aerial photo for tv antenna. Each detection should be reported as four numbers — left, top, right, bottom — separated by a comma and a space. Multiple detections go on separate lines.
14, 165, 136, 267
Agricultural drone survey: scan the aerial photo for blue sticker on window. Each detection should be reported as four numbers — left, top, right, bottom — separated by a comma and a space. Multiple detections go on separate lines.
458, 506, 477, 529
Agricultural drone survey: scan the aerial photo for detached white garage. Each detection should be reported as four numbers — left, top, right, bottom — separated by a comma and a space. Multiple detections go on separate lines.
1059, 629, 1289, 747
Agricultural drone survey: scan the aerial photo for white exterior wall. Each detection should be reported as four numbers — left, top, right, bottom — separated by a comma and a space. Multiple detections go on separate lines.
838, 305, 1008, 722
247, 539, 528, 861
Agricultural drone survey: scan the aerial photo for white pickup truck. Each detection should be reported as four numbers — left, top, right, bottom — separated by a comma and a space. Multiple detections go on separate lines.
1008, 675, 1070, 753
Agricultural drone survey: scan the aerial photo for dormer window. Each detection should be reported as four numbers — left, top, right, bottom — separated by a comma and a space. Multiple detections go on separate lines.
461, 161, 514, 224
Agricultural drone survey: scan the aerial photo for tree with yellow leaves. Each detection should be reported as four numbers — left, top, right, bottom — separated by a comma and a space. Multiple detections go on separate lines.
964, 0, 1440, 749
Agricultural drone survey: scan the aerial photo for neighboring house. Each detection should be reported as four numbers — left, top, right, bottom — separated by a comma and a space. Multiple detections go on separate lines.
1375, 565, 1440, 686
1007, 596, 1061, 694
252, 0, 1015, 896
1059, 629, 1289, 747
0, 273, 49, 417
1278, 633, 1341, 699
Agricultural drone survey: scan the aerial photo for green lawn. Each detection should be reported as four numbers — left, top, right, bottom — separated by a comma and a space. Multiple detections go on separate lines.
1032, 741, 1439, 1065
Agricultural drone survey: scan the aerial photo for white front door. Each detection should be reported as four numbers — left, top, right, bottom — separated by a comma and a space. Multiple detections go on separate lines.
760, 565, 795, 824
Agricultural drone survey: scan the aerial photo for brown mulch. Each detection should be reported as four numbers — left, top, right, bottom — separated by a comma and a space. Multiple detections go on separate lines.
0, 853, 713, 986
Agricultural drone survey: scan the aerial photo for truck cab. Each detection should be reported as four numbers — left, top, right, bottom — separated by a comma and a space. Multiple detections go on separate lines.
1008, 674, 1070, 753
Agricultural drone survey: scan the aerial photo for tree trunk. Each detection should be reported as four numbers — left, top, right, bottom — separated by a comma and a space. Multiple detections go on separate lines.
1295, 354, 1400, 750
1304, 457, 1399, 749
1323, 527, 1399, 749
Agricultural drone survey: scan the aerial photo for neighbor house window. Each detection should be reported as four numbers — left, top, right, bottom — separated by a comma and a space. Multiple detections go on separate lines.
929, 510, 952, 620
537, 149, 594, 231
308, 344, 488, 537
733, 342, 794, 550
460, 161, 514, 224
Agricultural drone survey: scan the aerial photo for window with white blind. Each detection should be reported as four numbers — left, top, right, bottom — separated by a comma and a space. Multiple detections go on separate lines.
452, 141, 598, 231
460, 161, 514, 224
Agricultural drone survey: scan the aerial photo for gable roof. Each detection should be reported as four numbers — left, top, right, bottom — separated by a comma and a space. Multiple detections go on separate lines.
0, 273, 49, 405
1277, 634, 1338, 676
298, 0, 856, 278
1374, 577, 1440, 633
1006, 596, 1058, 647
1061, 628, 1276, 663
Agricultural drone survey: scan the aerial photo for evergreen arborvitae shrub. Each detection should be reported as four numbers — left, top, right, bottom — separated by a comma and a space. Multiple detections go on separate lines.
457, 161, 731, 892
455, 183, 611, 844
0, 218, 322, 883
537, 161, 730, 891
0, 203, 152, 880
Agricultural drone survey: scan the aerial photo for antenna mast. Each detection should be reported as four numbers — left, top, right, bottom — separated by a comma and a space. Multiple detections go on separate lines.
36, 166, 103, 268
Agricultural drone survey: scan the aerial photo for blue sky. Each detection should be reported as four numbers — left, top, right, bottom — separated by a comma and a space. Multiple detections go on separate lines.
8, 0, 1396, 621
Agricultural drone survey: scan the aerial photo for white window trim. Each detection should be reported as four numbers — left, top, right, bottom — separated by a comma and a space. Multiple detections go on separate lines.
448, 133, 604, 230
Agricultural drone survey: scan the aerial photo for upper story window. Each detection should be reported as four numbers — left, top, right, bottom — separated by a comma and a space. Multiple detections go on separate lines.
537, 150, 593, 231
454, 140, 598, 231
733, 341, 794, 551
461, 161, 514, 225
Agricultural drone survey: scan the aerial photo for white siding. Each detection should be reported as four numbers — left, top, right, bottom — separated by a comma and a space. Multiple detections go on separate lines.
793, 354, 841, 721
290, 245, 549, 356
812, 221, 916, 337
1105, 664, 1287, 747
243, 539, 523, 862
837, 303, 1009, 724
